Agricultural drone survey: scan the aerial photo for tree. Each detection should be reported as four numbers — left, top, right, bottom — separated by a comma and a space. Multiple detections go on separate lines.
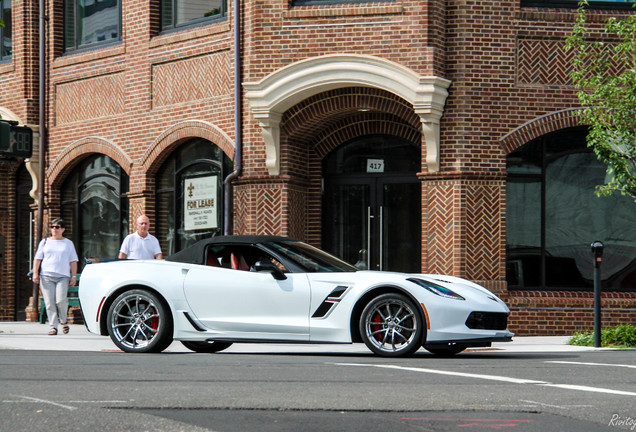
566, 0, 636, 199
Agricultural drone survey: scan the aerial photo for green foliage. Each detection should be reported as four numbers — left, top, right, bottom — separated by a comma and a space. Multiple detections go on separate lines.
569, 324, 636, 347
565, 0, 636, 199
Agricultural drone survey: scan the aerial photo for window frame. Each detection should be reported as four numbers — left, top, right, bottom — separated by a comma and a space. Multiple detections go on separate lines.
64, 0, 122, 53
0, 0, 12, 62
160, 0, 228, 33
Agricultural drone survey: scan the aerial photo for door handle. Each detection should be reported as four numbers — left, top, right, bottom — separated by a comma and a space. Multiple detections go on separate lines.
379, 206, 383, 271
367, 206, 372, 270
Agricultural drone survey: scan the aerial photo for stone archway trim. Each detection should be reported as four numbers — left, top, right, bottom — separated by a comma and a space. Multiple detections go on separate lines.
244, 54, 451, 175
47, 136, 133, 187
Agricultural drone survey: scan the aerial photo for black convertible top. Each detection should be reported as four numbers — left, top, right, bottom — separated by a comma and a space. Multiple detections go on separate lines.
165, 235, 294, 265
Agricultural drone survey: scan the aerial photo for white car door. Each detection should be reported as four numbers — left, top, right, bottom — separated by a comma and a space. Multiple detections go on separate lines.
182, 265, 311, 341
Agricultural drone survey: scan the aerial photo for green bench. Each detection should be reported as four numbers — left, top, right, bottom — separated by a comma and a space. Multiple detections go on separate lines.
39, 277, 80, 324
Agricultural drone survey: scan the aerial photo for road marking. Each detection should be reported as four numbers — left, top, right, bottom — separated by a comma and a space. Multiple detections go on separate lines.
546, 360, 636, 369
12, 395, 77, 411
334, 363, 549, 384
520, 400, 594, 409
402, 417, 533, 429
67, 400, 130, 403
334, 363, 636, 397
541, 384, 636, 396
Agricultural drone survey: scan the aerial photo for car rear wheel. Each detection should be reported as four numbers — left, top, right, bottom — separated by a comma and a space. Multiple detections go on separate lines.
107, 289, 173, 353
181, 340, 233, 353
359, 293, 424, 357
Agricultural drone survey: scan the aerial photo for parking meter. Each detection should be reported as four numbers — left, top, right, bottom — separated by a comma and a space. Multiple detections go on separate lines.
590, 241, 604, 347
591, 241, 604, 264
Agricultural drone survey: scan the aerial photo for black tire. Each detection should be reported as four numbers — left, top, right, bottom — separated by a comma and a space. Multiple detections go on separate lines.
107, 289, 173, 353
181, 340, 233, 353
425, 344, 466, 356
359, 293, 424, 357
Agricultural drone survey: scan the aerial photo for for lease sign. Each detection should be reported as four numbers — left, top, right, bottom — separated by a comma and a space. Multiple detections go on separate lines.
184, 176, 218, 231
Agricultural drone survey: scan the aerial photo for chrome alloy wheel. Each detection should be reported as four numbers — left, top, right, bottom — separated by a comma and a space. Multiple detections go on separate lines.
360, 293, 423, 357
107, 289, 172, 353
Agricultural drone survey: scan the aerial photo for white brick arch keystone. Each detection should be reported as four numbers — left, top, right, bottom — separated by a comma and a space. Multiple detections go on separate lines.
244, 54, 451, 175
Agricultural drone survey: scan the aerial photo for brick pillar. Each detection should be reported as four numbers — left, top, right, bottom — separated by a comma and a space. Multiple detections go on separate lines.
233, 179, 287, 236
421, 172, 507, 295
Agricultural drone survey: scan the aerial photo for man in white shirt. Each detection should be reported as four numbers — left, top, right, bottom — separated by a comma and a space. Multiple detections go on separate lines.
118, 215, 163, 260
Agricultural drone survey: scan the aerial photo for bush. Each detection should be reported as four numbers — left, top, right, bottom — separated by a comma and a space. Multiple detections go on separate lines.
569, 324, 636, 348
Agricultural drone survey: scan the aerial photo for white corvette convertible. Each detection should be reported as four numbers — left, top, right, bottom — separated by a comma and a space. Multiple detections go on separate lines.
79, 235, 513, 357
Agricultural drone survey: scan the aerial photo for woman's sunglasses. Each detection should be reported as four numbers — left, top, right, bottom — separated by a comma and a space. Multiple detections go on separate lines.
50, 225, 62, 229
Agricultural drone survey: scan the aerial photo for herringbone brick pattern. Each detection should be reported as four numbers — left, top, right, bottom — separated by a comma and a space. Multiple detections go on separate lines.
56, 73, 125, 125
464, 183, 504, 281
287, 186, 307, 239
517, 38, 574, 86
152, 52, 231, 108
517, 38, 623, 86
425, 182, 455, 275
234, 186, 250, 235
256, 188, 282, 236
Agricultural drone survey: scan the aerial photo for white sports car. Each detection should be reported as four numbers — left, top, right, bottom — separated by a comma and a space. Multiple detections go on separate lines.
79, 235, 513, 357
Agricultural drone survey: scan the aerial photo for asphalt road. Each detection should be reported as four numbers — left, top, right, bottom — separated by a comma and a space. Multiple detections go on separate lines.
1, 347, 634, 432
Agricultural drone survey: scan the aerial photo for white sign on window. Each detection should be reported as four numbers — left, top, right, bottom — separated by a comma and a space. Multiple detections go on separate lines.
184, 176, 218, 231
367, 159, 385, 173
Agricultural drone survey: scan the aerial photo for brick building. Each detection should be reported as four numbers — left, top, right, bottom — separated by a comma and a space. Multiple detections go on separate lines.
0, 0, 634, 334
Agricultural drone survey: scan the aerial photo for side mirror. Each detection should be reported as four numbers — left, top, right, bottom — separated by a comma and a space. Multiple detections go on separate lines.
253, 260, 287, 280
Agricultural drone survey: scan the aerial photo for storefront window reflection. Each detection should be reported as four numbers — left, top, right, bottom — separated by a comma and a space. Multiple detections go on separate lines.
61, 155, 129, 265
506, 127, 636, 291
156, 139, 232, 256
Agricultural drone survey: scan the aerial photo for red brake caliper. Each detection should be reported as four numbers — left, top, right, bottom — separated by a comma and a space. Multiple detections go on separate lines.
150, 307, 159, 332
372, 313, 384, 341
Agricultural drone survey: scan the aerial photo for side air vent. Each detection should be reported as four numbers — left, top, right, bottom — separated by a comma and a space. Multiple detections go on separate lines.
311, 286, 349, 318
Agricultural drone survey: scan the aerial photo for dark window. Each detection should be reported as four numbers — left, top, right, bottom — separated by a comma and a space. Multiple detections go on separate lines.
0, 0, 12, 61
64, 0, 121, 52
506, 127, 636, 291
61, 155, 129, 266
521, 0, 635, 9
156, 138, 233, 255
161, 0, 227, 31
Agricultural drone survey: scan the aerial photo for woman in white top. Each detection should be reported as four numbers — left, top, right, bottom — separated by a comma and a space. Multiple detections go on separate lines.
32, 218, 79, 335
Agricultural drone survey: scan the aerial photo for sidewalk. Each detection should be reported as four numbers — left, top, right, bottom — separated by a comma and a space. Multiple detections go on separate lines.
0, 321, 607, 354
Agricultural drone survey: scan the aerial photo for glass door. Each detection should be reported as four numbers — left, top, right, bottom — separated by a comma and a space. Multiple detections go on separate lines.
322, 135, 422, 272
323, 175, 420, 272
381, 180, 421, 273
323, 179, 371, 269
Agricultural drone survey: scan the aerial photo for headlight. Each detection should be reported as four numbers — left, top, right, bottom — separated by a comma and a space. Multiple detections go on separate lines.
407, 278, 465, 300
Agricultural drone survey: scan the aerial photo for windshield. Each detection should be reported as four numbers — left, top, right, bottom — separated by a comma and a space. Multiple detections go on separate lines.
265, 240, 358, 273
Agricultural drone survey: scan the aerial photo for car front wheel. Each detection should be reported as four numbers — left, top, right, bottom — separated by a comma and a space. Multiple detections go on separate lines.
107, 289, 173, 353
359, 293, 424, 357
